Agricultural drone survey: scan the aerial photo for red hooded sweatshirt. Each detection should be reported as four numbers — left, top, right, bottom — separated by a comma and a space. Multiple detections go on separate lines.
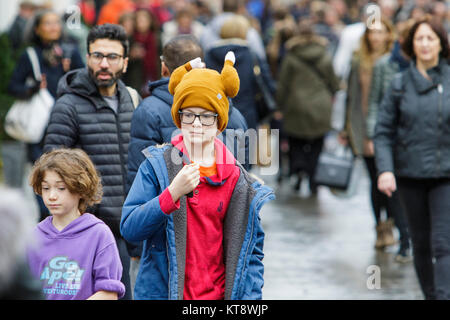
159, 134, 241, 299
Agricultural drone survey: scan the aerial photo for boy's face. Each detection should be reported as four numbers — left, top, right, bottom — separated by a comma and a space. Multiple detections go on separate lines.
41, 170, 81, 218
180, 107, 219, 146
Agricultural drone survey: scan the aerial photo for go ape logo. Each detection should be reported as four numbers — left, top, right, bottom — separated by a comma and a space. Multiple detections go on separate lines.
367, 265, 381, 290
366, 4, 382, 30
40, 256, 85, 286
169, 128, 280, 176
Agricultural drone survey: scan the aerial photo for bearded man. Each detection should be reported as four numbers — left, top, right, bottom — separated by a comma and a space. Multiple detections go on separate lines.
43, 24, 140, 300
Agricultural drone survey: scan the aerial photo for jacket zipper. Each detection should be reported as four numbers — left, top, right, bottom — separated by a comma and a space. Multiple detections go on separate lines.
235, 190, 274, 298
437, 84, 443, 176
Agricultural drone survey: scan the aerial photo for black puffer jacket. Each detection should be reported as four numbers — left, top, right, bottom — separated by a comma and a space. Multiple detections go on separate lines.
44, 68, 134, 237
374, 60, 450, 179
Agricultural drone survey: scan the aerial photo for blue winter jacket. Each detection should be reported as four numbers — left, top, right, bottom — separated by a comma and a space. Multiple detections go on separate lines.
126, 77, 250, 192
120, 143, 274, 300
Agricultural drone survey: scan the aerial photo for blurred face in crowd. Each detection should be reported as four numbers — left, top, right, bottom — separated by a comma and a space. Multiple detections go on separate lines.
87, 39, 128, 89
35, 12, 62, 43
135, 10, 152, 33
367, 23, 390, 53
413, 23, 442, 66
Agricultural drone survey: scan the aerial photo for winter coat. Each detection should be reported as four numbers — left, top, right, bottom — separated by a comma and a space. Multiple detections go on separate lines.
127, 77, 250, 192
374, 60, 450, 178
8, 42, 84, 99
276, 35, 339, 139
121, 135, 275, 300
43, 68, 135, 237
205, 39, 276, 130
366, 42, 410, 139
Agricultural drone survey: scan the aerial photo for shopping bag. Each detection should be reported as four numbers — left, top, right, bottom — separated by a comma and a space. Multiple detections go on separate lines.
4, 47, 54, 143
313, 131, 355, 190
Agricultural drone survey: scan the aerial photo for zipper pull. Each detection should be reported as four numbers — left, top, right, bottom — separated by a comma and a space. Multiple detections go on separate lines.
438, 84, 443, 93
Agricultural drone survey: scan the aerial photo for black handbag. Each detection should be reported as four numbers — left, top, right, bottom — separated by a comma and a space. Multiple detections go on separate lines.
313, 133, 355, 190
251, 52, 276, 121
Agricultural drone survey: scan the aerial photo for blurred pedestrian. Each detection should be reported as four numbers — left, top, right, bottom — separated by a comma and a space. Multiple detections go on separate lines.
97, 0, 135, 25
7, 0, 36, 55
276, 19, 339, 194
264, 4, 297, 79
205, 14, 275, 131
121, 52, 274, 299
161, 6, 205, 45
0, 186, 42, 300
200, 0, 267, 61
43, 24, 139, 300
366, 18, 415, 262
341, 17, 395, 248
27, 148, 125, 300
133, 7, 161, 95
7, 9, 84, 221
375, 17, 450, 300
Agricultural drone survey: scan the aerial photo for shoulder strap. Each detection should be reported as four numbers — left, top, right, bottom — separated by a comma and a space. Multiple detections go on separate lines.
126, 86, 140, 109
391, 71, 405, 106
26, 47, 42, 81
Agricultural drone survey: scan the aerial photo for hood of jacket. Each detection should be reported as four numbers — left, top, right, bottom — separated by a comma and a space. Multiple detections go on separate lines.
148, 77, 173, 106
37, 213, 104, 240
285, 35, 328, 64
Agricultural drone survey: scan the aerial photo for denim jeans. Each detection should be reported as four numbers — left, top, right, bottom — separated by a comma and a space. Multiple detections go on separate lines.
397, 177, 450, 300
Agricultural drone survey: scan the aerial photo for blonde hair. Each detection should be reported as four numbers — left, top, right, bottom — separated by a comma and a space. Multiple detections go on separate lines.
358, 17, 395, 70
29, 148, 103, 213
220, 15, 250, 40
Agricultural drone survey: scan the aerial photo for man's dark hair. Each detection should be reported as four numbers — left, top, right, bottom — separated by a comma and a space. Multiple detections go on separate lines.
161, 35, 203, 73
87, 24, 129, 57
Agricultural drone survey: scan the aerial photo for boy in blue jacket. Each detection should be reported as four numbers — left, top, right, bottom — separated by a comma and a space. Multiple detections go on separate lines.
121, 52, 274, 300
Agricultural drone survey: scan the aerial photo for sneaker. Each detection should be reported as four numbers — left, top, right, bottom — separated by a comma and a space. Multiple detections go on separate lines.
395, 246, 413, 263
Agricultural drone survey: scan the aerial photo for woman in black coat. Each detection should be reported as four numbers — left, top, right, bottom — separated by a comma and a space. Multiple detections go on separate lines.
374, 17, 450, 300
7, 9, 84, 220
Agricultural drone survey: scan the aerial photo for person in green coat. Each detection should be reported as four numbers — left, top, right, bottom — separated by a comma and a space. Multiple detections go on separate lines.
276, 20, 339, 194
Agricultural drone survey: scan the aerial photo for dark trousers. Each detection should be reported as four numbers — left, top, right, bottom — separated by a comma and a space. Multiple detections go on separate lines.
364, 157, 410, 247
288, 135, 324, 190
397, 177, 450, 300
27, 142, 49, 221
115, 236, 132, 300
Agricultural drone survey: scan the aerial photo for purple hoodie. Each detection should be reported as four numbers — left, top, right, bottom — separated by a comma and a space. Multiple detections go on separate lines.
27, 213, 125, 300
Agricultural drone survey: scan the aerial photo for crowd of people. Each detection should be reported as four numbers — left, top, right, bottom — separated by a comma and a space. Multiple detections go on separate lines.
1, 0, 450, 300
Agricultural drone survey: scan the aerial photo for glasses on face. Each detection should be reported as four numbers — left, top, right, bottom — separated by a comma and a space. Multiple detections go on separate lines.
178, 110, 218, 126
89, 52, 123, 65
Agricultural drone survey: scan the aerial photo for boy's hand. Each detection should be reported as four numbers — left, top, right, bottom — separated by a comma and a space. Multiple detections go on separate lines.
168, 163, 200, 202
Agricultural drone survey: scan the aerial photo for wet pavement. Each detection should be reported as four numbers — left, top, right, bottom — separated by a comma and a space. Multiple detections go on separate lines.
253, 158, 423, 300
15, 155, 423, 300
